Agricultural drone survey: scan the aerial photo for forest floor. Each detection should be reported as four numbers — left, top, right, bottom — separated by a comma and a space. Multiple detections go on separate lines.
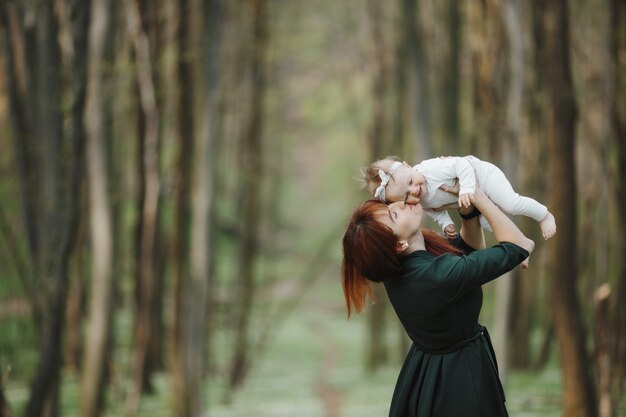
3, 271, 625, 417
203, 275, 569, 417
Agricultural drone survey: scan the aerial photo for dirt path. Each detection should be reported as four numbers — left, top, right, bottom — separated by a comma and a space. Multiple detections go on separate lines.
0, 298, 30, 319
310, 322, 345, 417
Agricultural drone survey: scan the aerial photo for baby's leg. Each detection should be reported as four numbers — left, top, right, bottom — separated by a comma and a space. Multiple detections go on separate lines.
538, 212, 557, 240
480, 166, 556, 239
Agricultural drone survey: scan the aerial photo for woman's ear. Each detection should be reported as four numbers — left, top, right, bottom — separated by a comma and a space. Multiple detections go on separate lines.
396, 240, 409, 253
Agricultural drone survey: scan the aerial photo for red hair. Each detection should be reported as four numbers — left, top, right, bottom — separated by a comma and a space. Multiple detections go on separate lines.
341, 200, 463, 318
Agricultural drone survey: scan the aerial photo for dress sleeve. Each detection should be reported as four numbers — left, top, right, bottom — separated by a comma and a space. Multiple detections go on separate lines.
433, 242, 529, 303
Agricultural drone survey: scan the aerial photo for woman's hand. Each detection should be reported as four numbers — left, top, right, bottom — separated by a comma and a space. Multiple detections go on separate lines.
439, 178, 460, 195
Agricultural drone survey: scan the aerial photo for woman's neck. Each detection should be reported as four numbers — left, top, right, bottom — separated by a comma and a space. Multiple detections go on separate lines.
404, 230, 426, 253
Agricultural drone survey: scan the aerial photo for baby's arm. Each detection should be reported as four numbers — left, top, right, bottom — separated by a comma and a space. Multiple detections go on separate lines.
453, 158, 477, 208
425, 209, 457, 238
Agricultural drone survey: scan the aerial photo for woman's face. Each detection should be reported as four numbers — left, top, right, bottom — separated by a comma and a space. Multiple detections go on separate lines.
378, 200, 423, 241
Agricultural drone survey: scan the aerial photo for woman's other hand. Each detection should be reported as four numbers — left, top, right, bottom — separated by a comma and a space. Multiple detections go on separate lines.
439, 178, 460, 195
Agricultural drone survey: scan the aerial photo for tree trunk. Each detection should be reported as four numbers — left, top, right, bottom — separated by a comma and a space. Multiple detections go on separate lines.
491, 0, 524, 383
594, 285, 614, 417
609, 0, 626, 400
441, 0, 461, 154
0, 379, 14, 417
521, 0, 551, 371
20, 1, 85, 415
64, 0, 92, 375
509, 221, 535, 369
1, 3, 39, 279
401, 0, 431, 160
170, 0, 194, 413
467, 0, 504, 157
363, 0, 391, 374
173, 0, 222, 414
365, 0, 388, 160
146, 0, 166, 378
229, 0, 268, 392
543, 1, 597, 416
491, 271, 513, 384
79, 0, 116, 415
127, 0, 162, 409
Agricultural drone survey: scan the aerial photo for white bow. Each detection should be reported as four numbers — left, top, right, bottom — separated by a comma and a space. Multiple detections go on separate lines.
374, 161, 402, 203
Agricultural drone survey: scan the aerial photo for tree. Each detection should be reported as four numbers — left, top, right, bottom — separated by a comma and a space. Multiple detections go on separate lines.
79, 0, 116, 415
441, 0, 461, 153
467, 0, 505, 157
229, 0, 268, 391
172, 0, 223, 414
170, 0, 196, 414
1, 2, 86, 416
543, 1, 598, 416
126, 0, 162, 408
609, 0, 626, 401
490, 0, 524, 383
364, 0, 392, 372
399, 0, 431, 160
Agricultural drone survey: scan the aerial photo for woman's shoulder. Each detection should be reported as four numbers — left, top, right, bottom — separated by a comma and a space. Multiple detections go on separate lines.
401, 251, 464, 280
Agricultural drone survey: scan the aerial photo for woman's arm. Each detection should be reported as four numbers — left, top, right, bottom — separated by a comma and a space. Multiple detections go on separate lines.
458, 206, 485, 250
471, 187, 534, 254
438, 180, 485, 250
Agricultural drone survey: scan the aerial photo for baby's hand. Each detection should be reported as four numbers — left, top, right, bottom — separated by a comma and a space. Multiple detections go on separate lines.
458, 193, 473, 208
444, 224, 457, 239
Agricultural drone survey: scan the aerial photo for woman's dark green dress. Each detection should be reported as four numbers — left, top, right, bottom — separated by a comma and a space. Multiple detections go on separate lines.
383, 242, 528, 417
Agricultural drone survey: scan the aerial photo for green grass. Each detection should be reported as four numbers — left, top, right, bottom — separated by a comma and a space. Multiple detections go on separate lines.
205, 274, 567, 417
6, 277, 626, 417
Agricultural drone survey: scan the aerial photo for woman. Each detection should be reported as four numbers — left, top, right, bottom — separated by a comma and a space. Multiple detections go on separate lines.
341, 187, 534, 417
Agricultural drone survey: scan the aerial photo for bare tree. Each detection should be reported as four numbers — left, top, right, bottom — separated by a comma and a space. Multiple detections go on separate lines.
543, 1, 598, 416
0, 2, 87, 416
170, 0, 195, 414
594, 285, 614, 417
467, 0, 505, 157
172, 0, 223, 414
1, 3, 38, 319
229, 0, 268, 391
609, 0, 626, 401
79, 0, 116, 415
363, 0, 391, 373
399, 0, 431, 160
441, 0, 461, 153
490, 0, 524, 384
126, 0, 161, 409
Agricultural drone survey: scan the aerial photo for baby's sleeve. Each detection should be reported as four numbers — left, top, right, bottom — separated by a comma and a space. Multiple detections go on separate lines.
453, 158, 476, 195
425, 209, 454, 231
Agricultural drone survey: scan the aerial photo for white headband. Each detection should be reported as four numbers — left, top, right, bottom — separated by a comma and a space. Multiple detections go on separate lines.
374, 161, 402, 203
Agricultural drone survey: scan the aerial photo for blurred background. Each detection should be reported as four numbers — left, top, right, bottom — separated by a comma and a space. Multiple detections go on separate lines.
0, 0, 625, 416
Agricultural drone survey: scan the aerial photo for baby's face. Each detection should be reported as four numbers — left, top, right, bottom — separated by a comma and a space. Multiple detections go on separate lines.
384, 163, 426, 204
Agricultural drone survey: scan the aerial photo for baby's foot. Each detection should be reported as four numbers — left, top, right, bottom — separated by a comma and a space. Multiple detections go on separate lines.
540, 212, 557, 240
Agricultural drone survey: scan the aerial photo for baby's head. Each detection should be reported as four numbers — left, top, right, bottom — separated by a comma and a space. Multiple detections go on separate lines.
362, 157, 426, 204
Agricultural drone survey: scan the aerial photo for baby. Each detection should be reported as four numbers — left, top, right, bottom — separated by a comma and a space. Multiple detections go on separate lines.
363, 155, 556, 240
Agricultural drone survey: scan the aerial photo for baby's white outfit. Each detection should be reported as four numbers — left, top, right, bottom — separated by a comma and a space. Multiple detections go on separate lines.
415, 156, 547, 232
